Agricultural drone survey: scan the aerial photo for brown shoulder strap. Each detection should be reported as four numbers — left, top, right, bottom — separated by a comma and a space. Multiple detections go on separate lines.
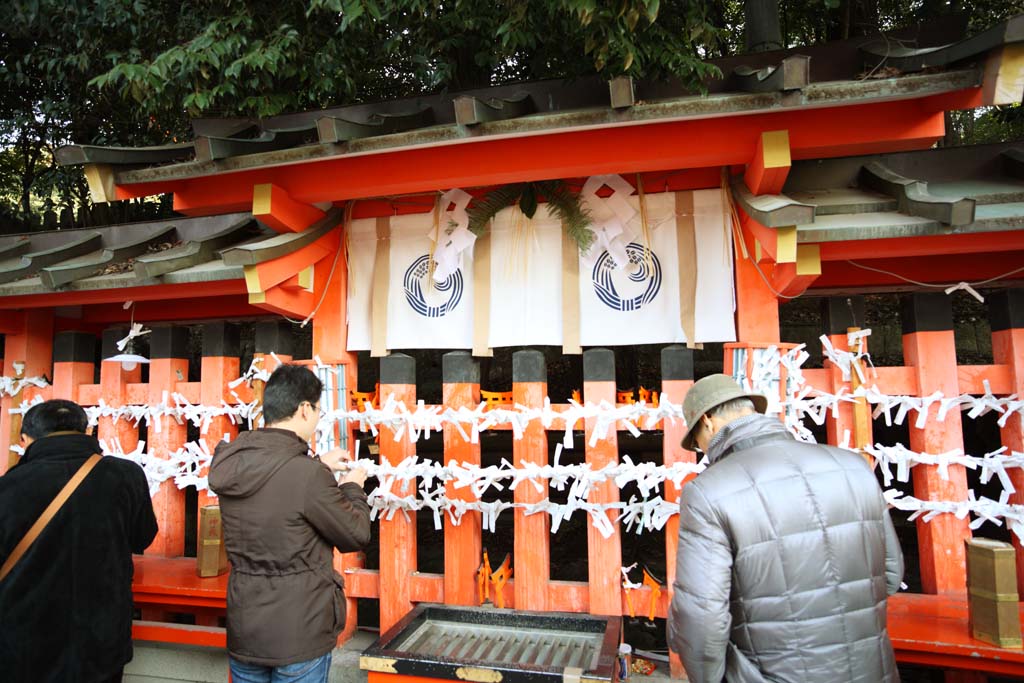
0, 453, 103, 583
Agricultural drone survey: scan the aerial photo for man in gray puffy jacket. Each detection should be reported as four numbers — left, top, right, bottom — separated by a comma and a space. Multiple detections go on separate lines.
668, 374, 903, 683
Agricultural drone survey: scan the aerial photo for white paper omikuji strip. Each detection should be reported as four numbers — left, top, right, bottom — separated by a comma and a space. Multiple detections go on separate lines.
884, 489, 1024, 542
0, 375, 50, 398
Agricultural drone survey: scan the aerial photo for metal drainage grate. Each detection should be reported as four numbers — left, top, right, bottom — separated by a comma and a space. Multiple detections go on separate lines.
395, 620, 601, 668
361, 604, 620, 683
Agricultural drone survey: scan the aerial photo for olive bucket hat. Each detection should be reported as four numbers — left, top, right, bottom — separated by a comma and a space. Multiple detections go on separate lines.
680, 373, 768, 451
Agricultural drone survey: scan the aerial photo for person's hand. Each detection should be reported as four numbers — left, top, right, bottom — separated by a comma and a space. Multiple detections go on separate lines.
341, 467, 368, 488
319, 448, 351, 472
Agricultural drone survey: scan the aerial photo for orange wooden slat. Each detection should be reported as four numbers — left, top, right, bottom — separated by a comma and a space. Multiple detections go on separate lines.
410, 573, 445, 604
0, 310, 54, 473
661, 375, 693, 679
198, 356, 240, 515
512, 375, 550, 612
822, 333, 864, 449
345, 569, 381, 599
583, 374, 622, 617
51, 361, 93, 403
957, 364, 1012, 396
994, 328, 1024, 593
97, 361, 142, 458
132, 621, 226, 648
146, 357, 189, 558
904, 328, 971, 593
442, 372, 482, 607
378, 377, 417, 632
871, 366, 920, 396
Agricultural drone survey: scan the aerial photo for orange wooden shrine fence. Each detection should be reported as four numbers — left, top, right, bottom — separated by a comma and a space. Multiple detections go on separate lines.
2, 289, 1024, 678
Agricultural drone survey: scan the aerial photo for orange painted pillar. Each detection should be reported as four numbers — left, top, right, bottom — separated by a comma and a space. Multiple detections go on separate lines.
1, 309, 54, 472
442, 351, 482, 606
990, 288, 1024, 593
51, 332, 96, 402
901, 293, 970, 593
97, 327, 142, 461
378, 353, 417, 632
583, 348, 622, 616
512, 349, 550, 611
734, 227, 780, 343
308, 253, 364, 644
661, 345, 695, 679
146, 326, 189, 558
198, 323, 241, 514
821, 297, 870, 448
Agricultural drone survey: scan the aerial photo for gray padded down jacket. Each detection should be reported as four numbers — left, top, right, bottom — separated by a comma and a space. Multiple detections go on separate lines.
668, 414, 903, 683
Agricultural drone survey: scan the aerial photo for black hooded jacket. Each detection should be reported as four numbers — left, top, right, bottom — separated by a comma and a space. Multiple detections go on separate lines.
209, 428, 371, 666
0, 433, 158, 683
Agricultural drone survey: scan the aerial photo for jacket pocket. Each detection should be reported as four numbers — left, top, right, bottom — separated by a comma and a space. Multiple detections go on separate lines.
331, 572, 346, 632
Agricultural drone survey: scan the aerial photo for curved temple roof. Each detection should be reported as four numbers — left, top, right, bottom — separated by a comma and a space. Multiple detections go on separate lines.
55, 14, 1024, 186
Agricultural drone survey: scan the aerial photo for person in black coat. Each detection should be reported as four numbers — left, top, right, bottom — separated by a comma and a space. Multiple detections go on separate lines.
0, 399, 158, 683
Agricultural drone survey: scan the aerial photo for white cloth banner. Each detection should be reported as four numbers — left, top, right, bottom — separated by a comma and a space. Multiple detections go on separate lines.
578, 189, 734, 345
347, 184, 735, 351
387, 214, 474, 349
488, 205, 563, 347
692, 188, 736, 343
345, 217, 377, 352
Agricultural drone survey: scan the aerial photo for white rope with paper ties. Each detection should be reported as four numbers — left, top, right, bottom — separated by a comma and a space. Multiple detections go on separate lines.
579, 174, 637, 268
430, 188, 475, 283
0, 375, 49, 398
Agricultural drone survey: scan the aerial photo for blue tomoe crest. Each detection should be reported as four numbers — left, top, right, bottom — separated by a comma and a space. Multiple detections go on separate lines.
403, 255, 463, 317
591, 242, 662, 312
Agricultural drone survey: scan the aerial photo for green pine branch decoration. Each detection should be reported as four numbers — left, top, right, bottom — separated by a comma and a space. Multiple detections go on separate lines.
464, 180, 595, 252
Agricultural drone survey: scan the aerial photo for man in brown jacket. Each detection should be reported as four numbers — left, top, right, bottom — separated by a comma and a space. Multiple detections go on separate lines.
210, 364, 370, 683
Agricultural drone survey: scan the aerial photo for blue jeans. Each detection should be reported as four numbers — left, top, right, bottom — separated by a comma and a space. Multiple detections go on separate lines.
229, 652, 332, 683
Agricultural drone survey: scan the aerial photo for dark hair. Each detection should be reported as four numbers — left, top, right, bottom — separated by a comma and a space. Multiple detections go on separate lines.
262, 364, 323, 424
21, 399, 89, 439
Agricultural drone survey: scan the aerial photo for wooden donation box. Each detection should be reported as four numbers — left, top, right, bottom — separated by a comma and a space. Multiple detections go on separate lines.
966, 538, 1022, 648
197, 506, 228, 578
361, 604, 621, 683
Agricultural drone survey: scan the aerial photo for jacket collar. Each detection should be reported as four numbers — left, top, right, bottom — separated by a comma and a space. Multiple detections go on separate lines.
20, 432, 103, 464
706, 413, 792, 464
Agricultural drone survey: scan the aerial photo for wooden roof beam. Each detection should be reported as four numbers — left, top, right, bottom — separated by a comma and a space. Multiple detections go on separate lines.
732, 55, 811, 93
608, 77, 635, 108
55, 142, 194, 167
730, 177, 815, 227
860, 162, 975, 225
744, 130, 791, 196
316, 107, 434, 144
983, 43, 1024, 105
770, 245, 821, 298
194, 127, 316, 163
133, 216, 255, 280
41, 225, 178, 290
861, 14, 1024, 74
253, 183, 326, 234
0, 232, 102, 285
738, 212, 799, 265
242, 226, 340, 295
220, 206, 343, 266
453, 93, 534, 126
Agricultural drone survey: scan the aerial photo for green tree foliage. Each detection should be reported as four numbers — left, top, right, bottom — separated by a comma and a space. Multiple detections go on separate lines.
1, 0, 1021, 233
